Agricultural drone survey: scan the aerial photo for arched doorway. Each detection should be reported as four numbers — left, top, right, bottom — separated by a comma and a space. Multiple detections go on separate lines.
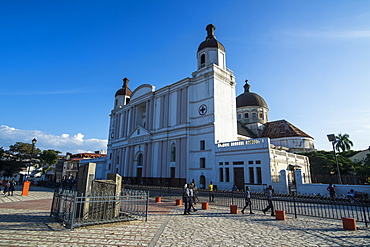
136, 153, 143, 184
199, 175, 206, 189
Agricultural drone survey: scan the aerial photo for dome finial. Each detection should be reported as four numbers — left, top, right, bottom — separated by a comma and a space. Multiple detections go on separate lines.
123, 77, 130, 87
206, 24, 216, 39
244, 79, 250, 93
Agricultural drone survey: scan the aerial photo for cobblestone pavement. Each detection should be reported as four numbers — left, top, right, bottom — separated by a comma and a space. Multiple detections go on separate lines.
0, 186, 369, 246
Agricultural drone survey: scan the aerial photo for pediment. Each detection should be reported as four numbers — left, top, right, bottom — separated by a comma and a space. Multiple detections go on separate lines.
127, 126, 150, 139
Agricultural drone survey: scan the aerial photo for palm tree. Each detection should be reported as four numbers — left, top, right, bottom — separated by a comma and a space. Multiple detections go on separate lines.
335, 133, 354, 152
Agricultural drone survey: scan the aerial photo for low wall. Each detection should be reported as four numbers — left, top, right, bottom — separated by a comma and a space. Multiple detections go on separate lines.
296, 183, 370, 197
294, 169, 369, 197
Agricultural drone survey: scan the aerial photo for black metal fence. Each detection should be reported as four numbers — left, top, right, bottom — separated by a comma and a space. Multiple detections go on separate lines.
125, 185, 369, 226
50, 188, 149, 230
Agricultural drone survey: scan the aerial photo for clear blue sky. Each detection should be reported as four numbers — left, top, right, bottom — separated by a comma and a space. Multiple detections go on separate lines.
1, 0, 369, 154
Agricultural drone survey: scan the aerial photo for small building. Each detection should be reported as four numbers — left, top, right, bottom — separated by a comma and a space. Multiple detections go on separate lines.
79, 155, 108, 180
62, 152, 106, 181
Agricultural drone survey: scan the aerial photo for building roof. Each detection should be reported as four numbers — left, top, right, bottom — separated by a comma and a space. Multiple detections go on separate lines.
261, 120, 313, 139
197, 24, 225, 52
70, 153, 107, 159
237, 121, 258, 138
349, 149, 370, 162
115, 77, 133, 97
236, 80, 268, 109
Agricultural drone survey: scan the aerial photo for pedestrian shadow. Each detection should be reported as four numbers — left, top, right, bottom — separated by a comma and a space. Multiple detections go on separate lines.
175, 211, 250, 217
0, 212, 65, 231
250, 216, 370, 246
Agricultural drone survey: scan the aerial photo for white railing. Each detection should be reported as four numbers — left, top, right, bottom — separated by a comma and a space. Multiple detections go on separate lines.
217, 138, 265, 148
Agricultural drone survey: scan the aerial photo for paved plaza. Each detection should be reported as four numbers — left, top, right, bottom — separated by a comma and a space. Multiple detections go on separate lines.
0, 186, 369, 246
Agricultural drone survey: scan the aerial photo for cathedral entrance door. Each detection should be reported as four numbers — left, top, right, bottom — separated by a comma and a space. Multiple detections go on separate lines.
170, 167, 176, 187
136, 167, 142, 184
233, 167, 244, 191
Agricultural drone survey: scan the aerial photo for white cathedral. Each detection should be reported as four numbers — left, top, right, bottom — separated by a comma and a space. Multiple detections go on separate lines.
106, 24, 315, 193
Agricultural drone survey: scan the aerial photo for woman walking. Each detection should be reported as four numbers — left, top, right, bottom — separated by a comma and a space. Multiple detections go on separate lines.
9, 179, 16, 196
3, 180, 10, 196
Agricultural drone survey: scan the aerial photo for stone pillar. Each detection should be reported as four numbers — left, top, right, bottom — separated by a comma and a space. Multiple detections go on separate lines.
76, 162, 96, 219
91, 173, 122, 220
279, 170, 289, 194
76, 162, 96, 194
107, 173, 122, 195
294, 169, 303, 193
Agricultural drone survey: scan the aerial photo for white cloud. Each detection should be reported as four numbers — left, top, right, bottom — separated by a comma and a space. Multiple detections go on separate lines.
0, 125, 107, 154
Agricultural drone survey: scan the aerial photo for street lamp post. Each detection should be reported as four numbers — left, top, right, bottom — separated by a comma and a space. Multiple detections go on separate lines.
27, 138, 37, 181
327, 134, 342, 184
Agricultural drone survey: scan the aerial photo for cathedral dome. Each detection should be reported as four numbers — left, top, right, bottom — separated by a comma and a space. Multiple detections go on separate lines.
236, 80, 268, 109
197, 24, 225, 52
115, 77, 132, 97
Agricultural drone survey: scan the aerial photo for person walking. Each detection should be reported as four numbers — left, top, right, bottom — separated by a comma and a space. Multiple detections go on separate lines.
188, 184, 197, 212
262, 185, 275, 216
208, 181, 215, 202
190, 181, 199, 204
327, 184, 336, 199
183, 184, 192, 215
241, 186, 254, 214
1, 179, 6, 191
3, 180, 10, 197
9, 179, 16, 196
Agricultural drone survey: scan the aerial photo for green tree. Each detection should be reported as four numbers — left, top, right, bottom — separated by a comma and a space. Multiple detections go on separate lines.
301, 151, 334, 175
1, 142, 61, 178
7, 142, 42, 177
335, 133, 354, 152
40, 149, 61, 174
353, 153, 370, 181
9, 142, 41, 159
0, 147, 24, 177
301, 150, 354, 176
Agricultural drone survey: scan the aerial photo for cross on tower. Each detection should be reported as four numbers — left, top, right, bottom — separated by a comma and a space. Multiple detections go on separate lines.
199, 104, 207, 115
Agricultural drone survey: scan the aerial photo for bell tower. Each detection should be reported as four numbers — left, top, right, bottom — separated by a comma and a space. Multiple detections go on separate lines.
197, 24, 226, 70
114, 77, 132, 109
190, 24, 237, 144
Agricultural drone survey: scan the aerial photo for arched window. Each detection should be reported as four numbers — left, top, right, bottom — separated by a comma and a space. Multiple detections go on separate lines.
170, 144, 176, 162
137, 153, 143, 167
199, 175, 206, 189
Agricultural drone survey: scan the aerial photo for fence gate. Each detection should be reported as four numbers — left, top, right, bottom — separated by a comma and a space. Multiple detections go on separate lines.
50, 188, 149, 230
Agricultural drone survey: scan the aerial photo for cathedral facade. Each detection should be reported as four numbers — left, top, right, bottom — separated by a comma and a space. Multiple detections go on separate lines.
106, 24, 313, 192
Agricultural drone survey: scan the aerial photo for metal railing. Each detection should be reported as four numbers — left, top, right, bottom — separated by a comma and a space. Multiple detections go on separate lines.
50, 188, 149, 230
125, 185, 369, 226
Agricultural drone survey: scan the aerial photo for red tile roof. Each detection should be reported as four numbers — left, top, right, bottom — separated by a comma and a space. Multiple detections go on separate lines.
261, 120, 313, 139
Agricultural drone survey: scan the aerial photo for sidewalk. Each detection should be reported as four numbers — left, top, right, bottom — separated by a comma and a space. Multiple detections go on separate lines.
0, 186, 369, 246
